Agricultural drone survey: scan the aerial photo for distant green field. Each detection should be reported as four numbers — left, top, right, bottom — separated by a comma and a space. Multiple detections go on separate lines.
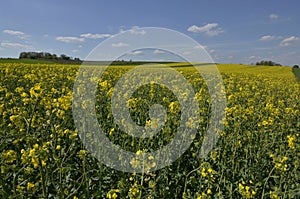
293, 68, 300, 82
0, 58, 57, 64
0, 58, 82, 65
0, 58, 179, 66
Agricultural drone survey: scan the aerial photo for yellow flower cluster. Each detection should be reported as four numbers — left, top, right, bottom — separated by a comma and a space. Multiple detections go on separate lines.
270, 154, 289, 172
1, 149, 17, 164
130, 150, 157, 172
128, 184, 140, 199
106, 189, 120, 199
200, 162, 216, 181
269, 187, 280, 199
197, 188, 212, 199
238, 180, 256, 198
78, 149, 87, 159
21, 143, 49, 169
287, 134, 297, 149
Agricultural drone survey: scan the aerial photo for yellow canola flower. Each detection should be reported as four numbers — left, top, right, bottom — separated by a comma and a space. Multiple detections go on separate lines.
16, 185, 25, 193
201, 168, 207, 177
128, 184, 140, 199
207, 189, 212, 194
197, 192, 206, 199
29, 84, 42, 98
207, 168, 215, 174
130, 158, 140, 168
9, 115, 19, 123
106, 189, 120, 199
29, 148, 36, 157
42, 160, 47, 167
31, 157, 39, 169
238, 181, 256, 198
287, 135, 296, 149
27, 182, 35, 191
78, 150, 87, 159
270, 189, 280, 199
2, 150, 17, 163
136, 150, 143, 156
109, 128, 114, 136
34, 143, 39, 150
0, 104, 4, 114
148, 155, 154, 160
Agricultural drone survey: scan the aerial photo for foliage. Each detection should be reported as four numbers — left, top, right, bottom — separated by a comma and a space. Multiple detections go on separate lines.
255, 60, 281, 66
19, 52, 81, 62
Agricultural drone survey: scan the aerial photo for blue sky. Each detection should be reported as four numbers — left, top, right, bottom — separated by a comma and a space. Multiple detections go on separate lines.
1, 0, 299, 65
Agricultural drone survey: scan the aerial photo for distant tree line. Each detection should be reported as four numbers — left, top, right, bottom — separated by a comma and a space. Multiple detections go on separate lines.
19, 52, 81, 61
255, 60, 281, 66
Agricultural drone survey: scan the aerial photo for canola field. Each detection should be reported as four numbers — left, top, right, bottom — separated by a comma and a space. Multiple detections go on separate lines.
0, 62, 299, 198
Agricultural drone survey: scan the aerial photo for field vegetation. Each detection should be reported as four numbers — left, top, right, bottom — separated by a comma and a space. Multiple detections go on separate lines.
0, 62, 299, 198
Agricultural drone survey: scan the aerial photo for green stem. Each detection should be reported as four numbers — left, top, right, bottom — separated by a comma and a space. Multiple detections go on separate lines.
39, 161, 47, 198
139, 156, 145, 199
183, 166, 201, 198
82, 158, 89, 198
261, 166, 275, 199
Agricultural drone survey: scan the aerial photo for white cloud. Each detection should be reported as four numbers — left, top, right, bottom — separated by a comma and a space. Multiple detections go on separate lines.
80, 33, 111, 39
280, 36, 299, 47
130, 27, 146, 35
209, 49, 216, 54
120, 26, 146, 35
183, 51, 191, 55
194, 45, 208, 49
72, 49, 80, 53
56, 36, 85, 43
282, 36, 299, 43
269, 14, 279, 20
249, 56, 257, 60
248, 55, 262, 62
3, 29, 24, 36
128, 50, 143, 55
112, 42, 129, 47
260, 35, 279, 41
187, 23, 224, 36
1, 42, 32, 49
153, 49, 165, 54
3, 29, 30, 39
194, 45, 215, 54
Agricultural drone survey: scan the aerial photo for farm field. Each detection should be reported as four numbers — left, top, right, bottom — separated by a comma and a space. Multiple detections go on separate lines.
293, 68, 300, 82
0, 62, 299, 198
